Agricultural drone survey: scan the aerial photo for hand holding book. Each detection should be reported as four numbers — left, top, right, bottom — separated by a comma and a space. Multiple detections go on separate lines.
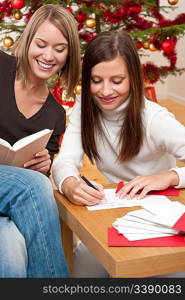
0, 129, 53, 168
24, 148, 51, 175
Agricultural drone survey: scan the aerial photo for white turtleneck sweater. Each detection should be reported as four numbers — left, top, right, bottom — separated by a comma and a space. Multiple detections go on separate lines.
52, 96, 185, 192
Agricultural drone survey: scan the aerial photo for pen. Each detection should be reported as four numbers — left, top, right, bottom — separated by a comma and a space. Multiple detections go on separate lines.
80, 174, 98, 190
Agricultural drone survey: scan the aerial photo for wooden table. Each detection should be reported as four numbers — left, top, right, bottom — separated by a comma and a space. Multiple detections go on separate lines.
54, 186, 185, 278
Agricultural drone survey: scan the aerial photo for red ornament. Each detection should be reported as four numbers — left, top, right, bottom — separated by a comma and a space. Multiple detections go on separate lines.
76, 12, 87, 23
66, 7, 72, 14
129, 6, 141, 15
83, 32, 96, 42
162, 39, 175, 53
136, 41, 143, 49
11, 0, 25, 9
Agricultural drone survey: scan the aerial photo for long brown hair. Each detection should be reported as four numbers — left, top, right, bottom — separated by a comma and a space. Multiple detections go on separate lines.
13, 4, 81, 98
81, 30, 144, 163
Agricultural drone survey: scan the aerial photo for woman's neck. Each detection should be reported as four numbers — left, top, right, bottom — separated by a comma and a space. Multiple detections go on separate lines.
101, 98, 130, 121
14, 76, 49, 119
16, 76, 49, 99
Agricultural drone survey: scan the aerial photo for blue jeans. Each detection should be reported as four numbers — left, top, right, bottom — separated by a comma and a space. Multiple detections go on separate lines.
0, 165, 69, 278
0, 216, 27, 277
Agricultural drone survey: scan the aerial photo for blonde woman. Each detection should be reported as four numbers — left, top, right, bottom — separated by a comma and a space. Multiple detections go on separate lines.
0, 4, 80, 277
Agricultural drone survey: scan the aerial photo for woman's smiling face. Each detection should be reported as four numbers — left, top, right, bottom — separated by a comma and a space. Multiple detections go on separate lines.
28, 20, 68, 83
90, 55, 130, 111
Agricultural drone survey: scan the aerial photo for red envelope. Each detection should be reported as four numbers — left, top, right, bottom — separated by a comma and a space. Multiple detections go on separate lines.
172, 213, 185, 232
108, 227, 185, 247
115, 181, 179, 196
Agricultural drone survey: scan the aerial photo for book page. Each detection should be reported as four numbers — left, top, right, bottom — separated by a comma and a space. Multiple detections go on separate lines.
12, 129, 52, 151
0, 129, 53, 167
0, 138, 11, 149
10, 130, 53, 167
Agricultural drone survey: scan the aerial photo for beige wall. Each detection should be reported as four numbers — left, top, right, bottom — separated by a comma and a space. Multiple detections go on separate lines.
141, 0, 185, 103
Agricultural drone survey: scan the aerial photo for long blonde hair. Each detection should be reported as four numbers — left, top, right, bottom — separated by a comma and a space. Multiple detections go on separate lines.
14, 4, 81, 97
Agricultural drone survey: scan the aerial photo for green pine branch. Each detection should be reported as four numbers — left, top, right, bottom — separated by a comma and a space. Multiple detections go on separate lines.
0, 23, 25, 33
131, 24, 185, 41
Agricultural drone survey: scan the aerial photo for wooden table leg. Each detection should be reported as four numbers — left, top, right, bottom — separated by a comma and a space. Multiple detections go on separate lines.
60, 219, 74, 277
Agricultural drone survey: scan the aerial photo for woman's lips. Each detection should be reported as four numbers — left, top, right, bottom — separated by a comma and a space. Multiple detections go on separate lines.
37, 59, 55, 71
99, 97, 117, 103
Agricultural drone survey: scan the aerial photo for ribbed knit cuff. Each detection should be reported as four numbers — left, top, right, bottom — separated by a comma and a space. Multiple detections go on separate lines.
59, 175, 80, 194
170, 167, 185, 189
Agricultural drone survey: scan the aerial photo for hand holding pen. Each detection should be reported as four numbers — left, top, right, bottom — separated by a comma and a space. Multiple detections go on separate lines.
80, 174, 104, 193
80, 174, 99, 190
62, 174, 104, 206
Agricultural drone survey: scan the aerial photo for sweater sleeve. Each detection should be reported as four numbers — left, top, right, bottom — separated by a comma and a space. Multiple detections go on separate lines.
52, 96, 84, 192
47, 106, 66, 162
149, 108, 185, 188
45, 102, 66, 177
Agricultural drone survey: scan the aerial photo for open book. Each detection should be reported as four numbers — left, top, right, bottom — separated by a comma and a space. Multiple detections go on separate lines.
0, 129, 53, 167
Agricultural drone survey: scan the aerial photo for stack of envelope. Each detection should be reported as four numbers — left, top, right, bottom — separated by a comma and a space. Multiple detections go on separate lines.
108, 196, 185, 246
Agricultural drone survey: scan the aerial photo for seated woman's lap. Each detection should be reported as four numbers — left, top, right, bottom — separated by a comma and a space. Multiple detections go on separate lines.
0, 165, 69, 278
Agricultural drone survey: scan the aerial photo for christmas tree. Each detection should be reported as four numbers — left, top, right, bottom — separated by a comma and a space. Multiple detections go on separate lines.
0, 0, 185, 107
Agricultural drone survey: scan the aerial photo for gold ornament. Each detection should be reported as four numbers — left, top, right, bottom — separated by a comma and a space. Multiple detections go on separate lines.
143, 41, 149, 49
85, 18, 96, 28
13, 10, 23, 20
3, 36, 14, 48
168, 0, 179, 5
74, 84, 82, 95
149, 43, 157, 51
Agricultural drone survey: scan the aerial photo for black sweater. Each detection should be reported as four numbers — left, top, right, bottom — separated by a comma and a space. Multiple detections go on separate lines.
0, 50, 66, 162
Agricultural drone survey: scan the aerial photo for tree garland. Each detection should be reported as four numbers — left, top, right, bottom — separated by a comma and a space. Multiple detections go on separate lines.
0, 0, 185, 104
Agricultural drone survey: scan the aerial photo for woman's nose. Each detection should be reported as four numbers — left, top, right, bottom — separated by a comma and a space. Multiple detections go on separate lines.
42, 48, 54, 61
101, 83, 113, 96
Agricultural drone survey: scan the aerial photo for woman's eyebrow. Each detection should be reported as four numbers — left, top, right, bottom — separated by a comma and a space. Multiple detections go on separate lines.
35, 38, 68, 46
